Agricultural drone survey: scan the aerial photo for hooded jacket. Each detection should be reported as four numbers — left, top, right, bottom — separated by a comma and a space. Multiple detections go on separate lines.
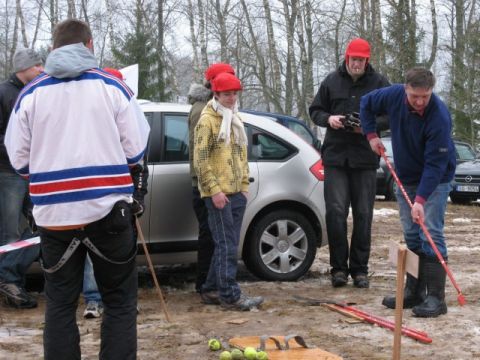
309, 62, 389, 169
5, 43, 150, 227
193, 100, 249, 198
188, 83, 212, 185
0, 74, 25, 172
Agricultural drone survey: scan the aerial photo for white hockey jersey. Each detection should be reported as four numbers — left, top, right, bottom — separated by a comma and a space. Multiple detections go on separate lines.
5, 44, 150, 227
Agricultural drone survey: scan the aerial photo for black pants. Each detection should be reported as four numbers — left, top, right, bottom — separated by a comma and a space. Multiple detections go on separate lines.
324, 166, 376, 276
192, 186, 214, 292
39, 208, 137, 360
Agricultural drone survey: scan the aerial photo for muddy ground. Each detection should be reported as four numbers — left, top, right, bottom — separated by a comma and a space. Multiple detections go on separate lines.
1, 200, 480, 360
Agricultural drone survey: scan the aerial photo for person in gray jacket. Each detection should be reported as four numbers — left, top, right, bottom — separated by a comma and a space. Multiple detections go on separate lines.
0, 48, 43, 309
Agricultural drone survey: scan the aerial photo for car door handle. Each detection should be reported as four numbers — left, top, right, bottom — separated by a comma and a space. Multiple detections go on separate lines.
249, 177, 255, 183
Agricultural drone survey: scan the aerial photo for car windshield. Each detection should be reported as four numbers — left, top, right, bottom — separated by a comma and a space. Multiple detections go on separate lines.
455, 143, 476, 161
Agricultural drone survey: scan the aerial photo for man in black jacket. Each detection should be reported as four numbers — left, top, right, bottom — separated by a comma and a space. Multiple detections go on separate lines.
309, 38, 389, 288
0, 48, 43, 308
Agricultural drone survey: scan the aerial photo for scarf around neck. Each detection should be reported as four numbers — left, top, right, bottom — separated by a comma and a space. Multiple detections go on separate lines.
212, 97, 247, 146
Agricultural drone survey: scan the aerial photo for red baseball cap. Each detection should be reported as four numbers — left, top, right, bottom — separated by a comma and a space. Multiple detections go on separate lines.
345, 38, 370, 59
103, 67, 123, 80
204, 63, 235, 81
211, 72, 242, 92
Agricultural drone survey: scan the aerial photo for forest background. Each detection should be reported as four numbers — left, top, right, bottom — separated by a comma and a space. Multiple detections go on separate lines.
1, 0, 479, 147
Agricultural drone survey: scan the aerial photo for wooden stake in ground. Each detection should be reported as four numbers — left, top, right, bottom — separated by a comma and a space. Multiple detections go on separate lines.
389, 242, 420, 360
135, 218, 172, 322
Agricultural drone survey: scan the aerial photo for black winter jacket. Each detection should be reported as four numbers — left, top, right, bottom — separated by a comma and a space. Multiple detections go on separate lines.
309, 62, 389, 169
0, 74, 24, 172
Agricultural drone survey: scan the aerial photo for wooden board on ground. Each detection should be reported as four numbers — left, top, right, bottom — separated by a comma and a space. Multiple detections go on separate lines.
229, 335, 343, 360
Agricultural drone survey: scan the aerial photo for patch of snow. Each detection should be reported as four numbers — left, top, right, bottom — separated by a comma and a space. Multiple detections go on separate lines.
452, 218, 472, 223
374, 208, 398, 216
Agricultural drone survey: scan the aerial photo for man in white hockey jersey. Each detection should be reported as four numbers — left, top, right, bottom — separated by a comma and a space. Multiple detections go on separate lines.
5, 19, 150, 360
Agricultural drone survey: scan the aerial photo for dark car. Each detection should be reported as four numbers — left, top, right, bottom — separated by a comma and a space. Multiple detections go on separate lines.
450, 141, 480, 204
241, 109, 321, 151
376, 138, 396, 200
376, 138, 478, 202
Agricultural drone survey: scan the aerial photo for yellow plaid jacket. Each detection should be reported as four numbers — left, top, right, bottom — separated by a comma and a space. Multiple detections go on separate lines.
193, 101, 249, 198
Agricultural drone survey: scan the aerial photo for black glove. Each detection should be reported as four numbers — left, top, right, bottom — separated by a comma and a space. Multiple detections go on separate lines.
131, 198, 145, 217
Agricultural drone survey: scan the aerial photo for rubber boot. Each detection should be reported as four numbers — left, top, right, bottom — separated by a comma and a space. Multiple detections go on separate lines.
382, 255, 426, 309
412, 258, 447, 318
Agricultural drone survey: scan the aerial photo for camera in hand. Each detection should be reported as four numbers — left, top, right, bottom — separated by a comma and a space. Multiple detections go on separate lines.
341, 112, 361, 131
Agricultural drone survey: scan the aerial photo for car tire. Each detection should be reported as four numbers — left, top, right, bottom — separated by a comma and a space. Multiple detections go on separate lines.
385, 178, 396, 201
450, 195, 472, 205
243, 210, 317, 281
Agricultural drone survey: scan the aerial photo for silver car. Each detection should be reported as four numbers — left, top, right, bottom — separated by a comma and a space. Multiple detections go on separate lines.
137, 101, 326, 281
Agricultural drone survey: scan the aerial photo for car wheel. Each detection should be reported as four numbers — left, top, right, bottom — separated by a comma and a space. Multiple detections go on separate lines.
243, 210, 317, 281
450, 195, 472, 205
384, 178, 396, 201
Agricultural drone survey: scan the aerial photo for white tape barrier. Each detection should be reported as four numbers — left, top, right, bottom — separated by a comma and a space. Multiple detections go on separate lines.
0, 237, 41, 254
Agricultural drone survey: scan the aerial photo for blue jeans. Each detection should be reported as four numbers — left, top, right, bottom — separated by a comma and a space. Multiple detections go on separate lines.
202, 192, 247, 303
83, 254, 102, 303
0, 171, 38, 284
395, 182, 452, 259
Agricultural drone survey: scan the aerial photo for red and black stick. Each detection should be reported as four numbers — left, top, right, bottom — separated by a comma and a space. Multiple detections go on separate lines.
380, 149, 466, 306
326, 303, 432, 344
293, 296, 432, 343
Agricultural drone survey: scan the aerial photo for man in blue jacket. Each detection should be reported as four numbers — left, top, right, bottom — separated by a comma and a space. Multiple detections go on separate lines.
360, 67, 456, 317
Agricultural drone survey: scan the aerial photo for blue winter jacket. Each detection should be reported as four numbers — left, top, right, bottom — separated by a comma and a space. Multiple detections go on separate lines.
360, 84, 456, 202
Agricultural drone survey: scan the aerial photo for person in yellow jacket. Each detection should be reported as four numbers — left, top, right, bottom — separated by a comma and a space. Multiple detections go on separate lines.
194, 71, 263, 311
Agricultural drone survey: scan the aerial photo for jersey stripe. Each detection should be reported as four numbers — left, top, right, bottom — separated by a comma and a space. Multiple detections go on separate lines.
30, 175, 133, 194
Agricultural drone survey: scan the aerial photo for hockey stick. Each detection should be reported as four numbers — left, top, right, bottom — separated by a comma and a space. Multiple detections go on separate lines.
380, 149, 466, 306
135, 218, 172, 322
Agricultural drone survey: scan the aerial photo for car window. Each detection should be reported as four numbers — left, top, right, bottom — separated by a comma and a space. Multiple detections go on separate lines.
287, 122, 313, 145
145, 111, 162, 163
163, 114, 189, 162
455, 143, 476, 161
249, 127, 295, 161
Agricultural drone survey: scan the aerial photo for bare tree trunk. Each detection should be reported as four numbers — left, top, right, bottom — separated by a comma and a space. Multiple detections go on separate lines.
371, 0, 386, 71
281, 0, 299, 115
262, 0, 282, 99
424, 0, 437, 68
16, 0, 28, 47
295, 1, 310, 119
10, 1, 19, 67
82, 0, 90, 26
49, 0, 58, 38
31, 0, 44, 48
334, 0, 347, 67
187, 0, 202, 81
239, 0, 283, 112
3, 0, 10, 77
66, 0, 76, 19
157, 0, 166, 100
304, 0, 314, 108
197, 0, 208, 68
214, 0, 229, 61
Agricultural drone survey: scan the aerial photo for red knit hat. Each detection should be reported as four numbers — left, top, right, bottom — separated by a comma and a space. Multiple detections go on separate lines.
204, 63, 235, 81
211, 72, 242, 92
345, 38, 370, 60
103, 67, 123, 80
